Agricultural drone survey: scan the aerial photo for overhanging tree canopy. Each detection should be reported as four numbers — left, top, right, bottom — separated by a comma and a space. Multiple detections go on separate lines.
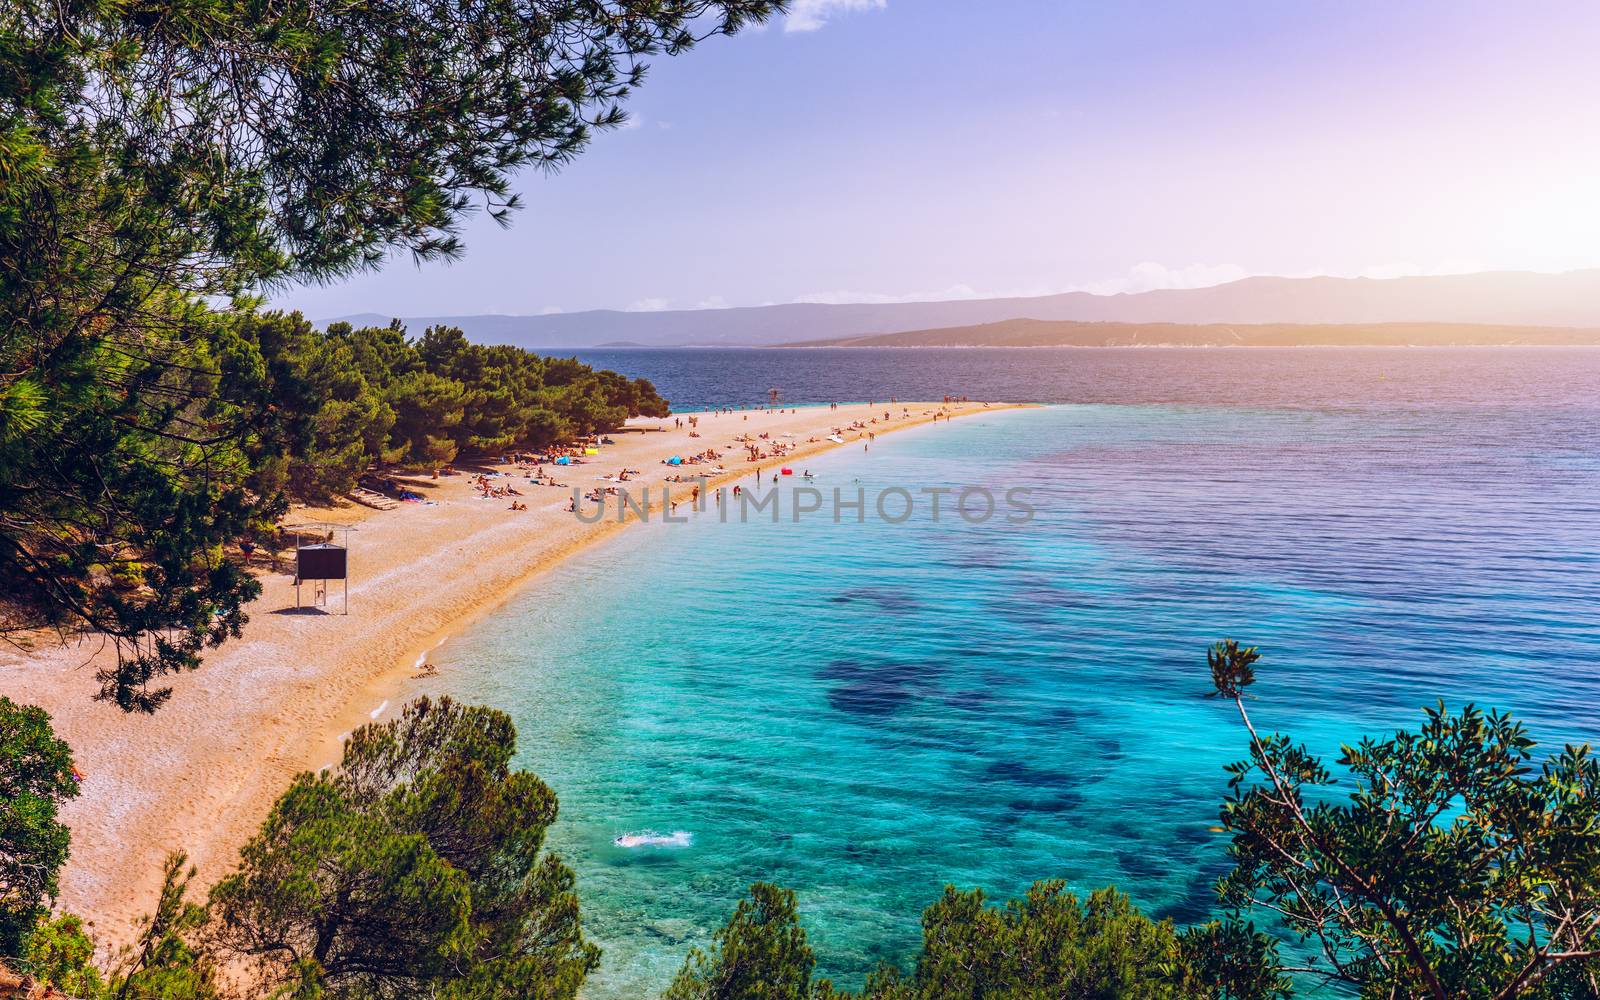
0, 0, 778, 709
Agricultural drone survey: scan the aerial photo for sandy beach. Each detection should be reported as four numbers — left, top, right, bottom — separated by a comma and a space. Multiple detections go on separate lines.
0, 400, 1016, 945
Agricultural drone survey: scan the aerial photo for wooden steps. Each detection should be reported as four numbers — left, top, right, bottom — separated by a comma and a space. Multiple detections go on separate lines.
347, 487, 401, 510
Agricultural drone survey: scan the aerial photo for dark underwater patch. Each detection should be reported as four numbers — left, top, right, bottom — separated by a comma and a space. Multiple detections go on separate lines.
979, 808, 1025, 844
831, 586, 923, 614
819, 658, 943, 718
1152, 856, 1232, 925
941, 687, 998, 711
982, 758, 1084, 789
1116, 845, 1171, 881
1004, 789, 1086, 815
827, 680, 915, 716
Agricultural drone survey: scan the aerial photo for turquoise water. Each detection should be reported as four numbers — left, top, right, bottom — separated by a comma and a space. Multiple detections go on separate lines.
437, 399, 1600, 997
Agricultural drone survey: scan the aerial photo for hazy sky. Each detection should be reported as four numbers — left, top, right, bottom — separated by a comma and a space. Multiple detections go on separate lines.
278, 0, 1600, 319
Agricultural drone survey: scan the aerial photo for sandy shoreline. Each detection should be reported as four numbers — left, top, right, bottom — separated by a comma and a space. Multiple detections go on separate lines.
0, 400, 1021, 946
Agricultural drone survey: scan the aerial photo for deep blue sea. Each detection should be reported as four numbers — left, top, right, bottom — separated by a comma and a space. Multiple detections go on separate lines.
439, 348, 1600, 997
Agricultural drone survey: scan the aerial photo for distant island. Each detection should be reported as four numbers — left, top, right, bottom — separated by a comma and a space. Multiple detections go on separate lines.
322, 268, 1600, 348
779, 318, 1600, 349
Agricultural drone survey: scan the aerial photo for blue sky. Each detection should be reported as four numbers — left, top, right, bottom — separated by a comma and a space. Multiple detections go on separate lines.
279, 0, 1600, 318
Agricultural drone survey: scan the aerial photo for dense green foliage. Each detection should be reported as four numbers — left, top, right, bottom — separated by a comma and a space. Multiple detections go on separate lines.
22, 912, 104, 998
338, 322, 667, 472
3, 0, 781, 289
1, 0, 773, 709
1208, 640, 1600, 999
0, 698, 77, 958
666, 881, 1269, 1000
667, 883, 819, 1000
209, 697, 596, 999
0, 292, 296, 709
106, 855, 224, 1000
7, 698, 593, 998
240, 313, 668, 500
21, 856, 221, 1000
866, 883, 1210, 1000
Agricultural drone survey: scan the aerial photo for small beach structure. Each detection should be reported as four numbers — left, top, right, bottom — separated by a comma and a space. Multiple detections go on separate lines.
286, 522, 353, 614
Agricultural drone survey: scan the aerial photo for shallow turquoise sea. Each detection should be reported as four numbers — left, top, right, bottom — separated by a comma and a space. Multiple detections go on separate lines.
438, 384, 1600, 996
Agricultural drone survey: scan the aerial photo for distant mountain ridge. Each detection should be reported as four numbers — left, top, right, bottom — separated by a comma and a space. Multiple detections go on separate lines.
325, 269, 1600, 348
783, 319, 1600, 349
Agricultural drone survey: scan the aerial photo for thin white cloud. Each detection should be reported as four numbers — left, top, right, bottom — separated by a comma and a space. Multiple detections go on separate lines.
1075, 262, 1252, 297
625, 297, 671, 312
785, 0, 886, 33
696, 295, 732, 310
787, 284, 991, 305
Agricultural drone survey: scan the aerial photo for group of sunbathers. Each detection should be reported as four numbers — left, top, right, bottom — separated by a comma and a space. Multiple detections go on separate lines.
475, 474, 523, 500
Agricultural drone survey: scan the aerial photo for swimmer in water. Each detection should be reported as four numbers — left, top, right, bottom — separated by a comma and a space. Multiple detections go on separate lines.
614, 830, 693, 849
